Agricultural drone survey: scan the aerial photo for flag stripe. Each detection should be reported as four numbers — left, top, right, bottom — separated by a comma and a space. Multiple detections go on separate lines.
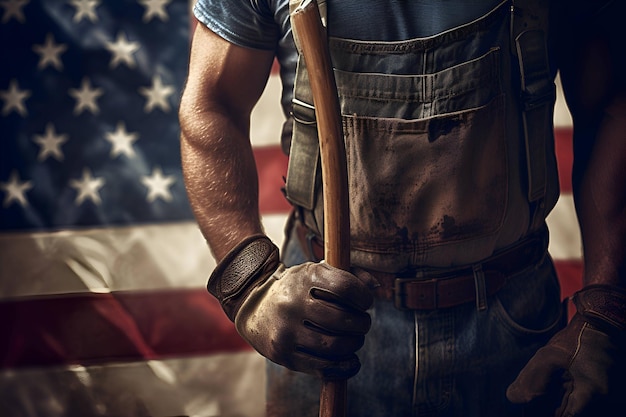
0, 289, 249, 369
1, 258, 584, 371
255, 145, 290, 214
553, 259, 583, 299
0, 352, 266, 417
554, 127, 574, 194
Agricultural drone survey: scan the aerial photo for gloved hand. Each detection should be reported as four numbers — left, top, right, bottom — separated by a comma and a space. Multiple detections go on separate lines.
207, 235, 376, 379
506, 284, 626, 417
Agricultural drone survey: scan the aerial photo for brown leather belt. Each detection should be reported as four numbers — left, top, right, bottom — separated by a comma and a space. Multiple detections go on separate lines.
294, 217, 547, 310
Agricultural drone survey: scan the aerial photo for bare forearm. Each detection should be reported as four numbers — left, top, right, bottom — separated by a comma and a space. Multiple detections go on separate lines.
180, 110, 264, 261
558, 13, 626, 289
573, 95, 626, 288
179, 24, 275, 261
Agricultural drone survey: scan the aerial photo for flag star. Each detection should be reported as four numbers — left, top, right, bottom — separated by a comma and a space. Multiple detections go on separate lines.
1, 170, 33, 208
138, 0, 171, 22
33, 123, 69, 161
32, 33, 67, 70
0, 79, 31, 116
105, 121, 139, 158
104, 31, 140, 69
141, 167, 175, 202
69, 168, 105, 205
0, 0, 29, 23
69, 77, 103, 115
138, 75, 175, 113
68, 0, 100, 23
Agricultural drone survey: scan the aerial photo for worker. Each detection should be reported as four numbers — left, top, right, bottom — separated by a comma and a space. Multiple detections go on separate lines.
179, 1, 626, 415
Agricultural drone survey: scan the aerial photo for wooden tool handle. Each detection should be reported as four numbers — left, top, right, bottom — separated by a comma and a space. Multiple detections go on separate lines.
290, 1, 350, 416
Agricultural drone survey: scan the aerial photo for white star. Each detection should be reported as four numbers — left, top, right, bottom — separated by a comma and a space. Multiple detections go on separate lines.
69, 168, 105, 205
138, 0, 171, 22
141, 167, 175, 202
0, 0, 29, 23
138, 75, 175, 113
32, 123, 68, 162
68, 77, 103, 115
0, 79, 31, 117
32, 33, 68, 70
105, 121, 139, 158
104, 31, 140, 69
68, 0, 100, 23
1, 170, 33, 208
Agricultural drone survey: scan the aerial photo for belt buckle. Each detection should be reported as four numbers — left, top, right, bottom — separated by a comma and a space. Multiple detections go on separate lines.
393, 274, 436, 310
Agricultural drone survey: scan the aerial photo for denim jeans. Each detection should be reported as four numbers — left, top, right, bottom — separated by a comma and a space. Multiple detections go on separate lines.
266, 225, 564, 417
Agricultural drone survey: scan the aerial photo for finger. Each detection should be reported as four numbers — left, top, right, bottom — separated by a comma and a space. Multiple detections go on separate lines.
303, 299, 372, 334
295, 324, 366, 357
313, 263, 375, 311
556, 374, 608, 417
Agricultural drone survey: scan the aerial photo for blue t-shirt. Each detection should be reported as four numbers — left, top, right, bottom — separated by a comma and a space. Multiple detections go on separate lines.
193, 0, 502, 118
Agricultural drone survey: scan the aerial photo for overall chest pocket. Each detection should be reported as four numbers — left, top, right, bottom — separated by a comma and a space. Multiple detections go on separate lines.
343, 93, 508, 261
335, 46, 508, 262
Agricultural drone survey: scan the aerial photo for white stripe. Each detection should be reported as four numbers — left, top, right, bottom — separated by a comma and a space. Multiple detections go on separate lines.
0, 214, 288, 298
554, 73, 573, 128
0, 352, 266, 417
547, 193, 582, 260
250, 73, 285, 148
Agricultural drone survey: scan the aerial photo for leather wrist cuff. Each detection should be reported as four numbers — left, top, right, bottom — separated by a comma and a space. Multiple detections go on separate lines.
207, 235, 280, 321
573, 284, 626, 337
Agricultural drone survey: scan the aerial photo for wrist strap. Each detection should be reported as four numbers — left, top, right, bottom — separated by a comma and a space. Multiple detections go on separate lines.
208, 235, 280, 321
574, 284, 626, 335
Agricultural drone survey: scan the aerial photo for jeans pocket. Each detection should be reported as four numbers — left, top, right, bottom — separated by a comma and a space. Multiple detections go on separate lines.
493, 256, 564, 338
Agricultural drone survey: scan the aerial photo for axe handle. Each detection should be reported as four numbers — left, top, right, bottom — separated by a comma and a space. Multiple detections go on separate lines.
291, 1, 350, 417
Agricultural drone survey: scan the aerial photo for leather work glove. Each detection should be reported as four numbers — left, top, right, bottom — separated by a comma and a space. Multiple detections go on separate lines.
207, 234, 376, 379
506, 284, 626, 417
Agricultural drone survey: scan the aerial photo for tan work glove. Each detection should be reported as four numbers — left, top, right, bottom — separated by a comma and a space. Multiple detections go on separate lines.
208, 235, 376, 379
507, 285, 626, 416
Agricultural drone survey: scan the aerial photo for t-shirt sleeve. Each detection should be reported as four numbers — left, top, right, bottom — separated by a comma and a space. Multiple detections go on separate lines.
193, 0, 279, 50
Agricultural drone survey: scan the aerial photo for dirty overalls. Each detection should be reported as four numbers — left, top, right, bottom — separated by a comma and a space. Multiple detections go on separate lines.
272, 1, 564, 416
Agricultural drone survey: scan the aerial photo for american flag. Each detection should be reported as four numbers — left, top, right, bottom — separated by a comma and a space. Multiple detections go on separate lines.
0, 1, 582, 416
0, 0, 194, 230
0, 1, 272, 416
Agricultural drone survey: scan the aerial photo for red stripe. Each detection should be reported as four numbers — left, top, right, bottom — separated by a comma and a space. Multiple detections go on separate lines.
272, 58, 280, 74
554, 259, 583, 321
554, 127, 574, 194
554, 258, 583, 299
1, 260, 583, 370
255, 145, 291, 214
0, 289, 251, 369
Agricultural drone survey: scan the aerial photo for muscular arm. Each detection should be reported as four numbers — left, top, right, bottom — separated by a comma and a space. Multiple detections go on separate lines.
179, 23, 276, 260
558, 10, 626, 288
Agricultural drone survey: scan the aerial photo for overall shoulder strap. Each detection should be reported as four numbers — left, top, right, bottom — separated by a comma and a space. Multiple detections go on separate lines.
511, 0, 556, 231
285, 0, 328, 210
